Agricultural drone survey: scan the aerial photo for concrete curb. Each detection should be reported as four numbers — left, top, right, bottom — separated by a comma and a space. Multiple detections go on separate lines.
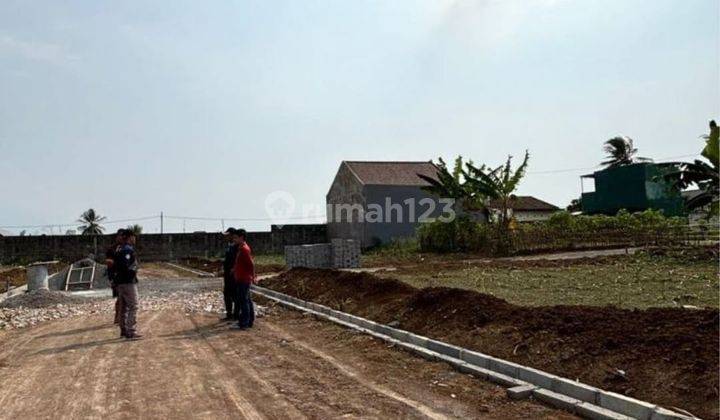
251, 285, 694, 420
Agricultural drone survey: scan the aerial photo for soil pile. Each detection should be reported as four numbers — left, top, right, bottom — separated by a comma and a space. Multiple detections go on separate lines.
0, 268, 26, 288
180, 257, 285, 275
262, 268, 719, 419
180, 258, 223, 275
0, 290, 98, 309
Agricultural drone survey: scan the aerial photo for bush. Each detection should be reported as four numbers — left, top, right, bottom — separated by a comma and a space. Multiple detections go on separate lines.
418, 210, 691, 254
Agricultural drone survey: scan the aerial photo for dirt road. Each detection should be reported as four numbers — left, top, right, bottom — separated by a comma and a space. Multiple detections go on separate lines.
0, 306, 571, 419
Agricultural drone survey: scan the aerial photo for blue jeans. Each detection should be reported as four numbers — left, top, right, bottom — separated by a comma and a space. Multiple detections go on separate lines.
236, 283, 255, 328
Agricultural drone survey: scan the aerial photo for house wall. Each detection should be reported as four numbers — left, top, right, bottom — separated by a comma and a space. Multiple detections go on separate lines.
326, 163, 366, 243
362, 185, 445, 247
0, 224, 327, 264
514, 210, 558, 222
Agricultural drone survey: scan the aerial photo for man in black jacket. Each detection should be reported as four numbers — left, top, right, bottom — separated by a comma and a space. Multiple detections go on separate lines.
105, 229, 125, 325
222, 228, 239, 321
114, 230, 142, 340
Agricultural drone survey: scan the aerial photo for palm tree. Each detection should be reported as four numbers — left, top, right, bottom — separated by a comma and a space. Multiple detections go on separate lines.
126, 224, 143, 236
601, 136, 651, 168
77, 209, 106, 235
464, 151, 530, 230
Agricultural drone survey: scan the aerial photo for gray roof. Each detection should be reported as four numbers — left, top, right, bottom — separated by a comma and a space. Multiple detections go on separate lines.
343, 161, 439, 186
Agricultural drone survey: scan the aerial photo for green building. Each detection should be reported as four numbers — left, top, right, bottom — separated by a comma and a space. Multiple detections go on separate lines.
580, 163, 684, 216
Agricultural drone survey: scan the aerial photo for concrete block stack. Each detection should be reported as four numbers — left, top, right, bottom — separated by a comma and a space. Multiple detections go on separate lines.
331, 239, 360, 268
285, 239, 361, 269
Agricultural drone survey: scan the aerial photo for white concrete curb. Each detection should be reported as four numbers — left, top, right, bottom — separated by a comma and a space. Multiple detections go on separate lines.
252, 285, 695, 420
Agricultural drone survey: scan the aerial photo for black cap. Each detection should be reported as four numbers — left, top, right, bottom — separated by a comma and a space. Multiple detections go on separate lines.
223, 227, 237, 235
116, 228, 126, 236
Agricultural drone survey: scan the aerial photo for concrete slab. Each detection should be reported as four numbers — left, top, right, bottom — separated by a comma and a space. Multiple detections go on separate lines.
517, 366, 557, 389
507, 385, 537, 400
533, 388, 580, 413
552, 377, 600, 404
598, 391, 657, 420
425, 339, 462, 359
576, 402, 635, 420
650, 407, 693, 420
459, 349, 490, 368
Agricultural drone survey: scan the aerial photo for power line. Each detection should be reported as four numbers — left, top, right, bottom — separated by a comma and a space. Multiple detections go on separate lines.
164, 215, 325, 222
0, 215, 160, 230
527, 154, 701, 175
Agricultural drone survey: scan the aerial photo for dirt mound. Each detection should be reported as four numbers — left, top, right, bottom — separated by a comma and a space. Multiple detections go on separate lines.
180, 257, 223, 275
0, 290, 98, 309
262, 268, 720, 418
0, 268, 26, 288
180, 257, 285, 275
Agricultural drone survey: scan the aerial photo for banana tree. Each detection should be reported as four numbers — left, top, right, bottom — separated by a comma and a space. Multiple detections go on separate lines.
418, 156, 484, 211
463, 151, 530, 230
662, 120, 719, 218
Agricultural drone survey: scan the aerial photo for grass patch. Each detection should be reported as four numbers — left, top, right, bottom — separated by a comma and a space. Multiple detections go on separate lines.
379, 254, 719, 309
254, 254, 285, 266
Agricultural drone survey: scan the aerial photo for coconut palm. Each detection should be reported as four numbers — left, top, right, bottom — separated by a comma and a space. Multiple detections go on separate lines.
601, 136, 651, 168
126, 224, 143, 236
77, 209, 106, 235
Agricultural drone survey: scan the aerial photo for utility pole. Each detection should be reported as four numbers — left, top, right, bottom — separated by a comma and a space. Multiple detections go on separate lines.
221, 219, 225, 231
160, 212, 164, 235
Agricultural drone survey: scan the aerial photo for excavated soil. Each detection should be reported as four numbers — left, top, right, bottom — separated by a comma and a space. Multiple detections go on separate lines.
262, 268, 720, 419
180, 257, 285, 275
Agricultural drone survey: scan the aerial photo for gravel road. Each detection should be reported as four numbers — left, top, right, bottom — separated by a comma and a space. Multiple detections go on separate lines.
0, 277, 573, 419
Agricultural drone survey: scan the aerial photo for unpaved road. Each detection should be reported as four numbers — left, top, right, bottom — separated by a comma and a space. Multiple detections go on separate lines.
0, 304, 572, 419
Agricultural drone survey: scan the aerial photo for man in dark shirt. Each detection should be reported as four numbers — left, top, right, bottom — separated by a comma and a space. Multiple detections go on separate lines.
105, 229, 126, 325
114, 230, 142, 340
221, 228, 239, 321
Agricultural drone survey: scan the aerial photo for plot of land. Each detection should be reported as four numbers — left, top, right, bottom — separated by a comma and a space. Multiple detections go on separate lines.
373, 253, 719, 309
263, 268, 719, 419
0, 305, 570, 419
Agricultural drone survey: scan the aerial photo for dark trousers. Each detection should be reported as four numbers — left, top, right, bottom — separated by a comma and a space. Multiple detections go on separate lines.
236, 282, 255, 328
223, 276, 238, 319
116, 283, 139, 336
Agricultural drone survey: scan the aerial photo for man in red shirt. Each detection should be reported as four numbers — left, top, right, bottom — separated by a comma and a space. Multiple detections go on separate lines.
230, 229, 256, 330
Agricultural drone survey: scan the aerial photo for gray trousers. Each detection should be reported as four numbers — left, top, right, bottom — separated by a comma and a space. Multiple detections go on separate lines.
116, 283, 139, 335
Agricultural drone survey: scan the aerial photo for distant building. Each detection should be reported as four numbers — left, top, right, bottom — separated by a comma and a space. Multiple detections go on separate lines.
326, 161, 446, 247
580, 163, 684, 216
486, 196, 560, 222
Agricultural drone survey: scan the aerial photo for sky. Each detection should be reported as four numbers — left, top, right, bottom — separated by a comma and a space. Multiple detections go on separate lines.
0, 0, 718, 234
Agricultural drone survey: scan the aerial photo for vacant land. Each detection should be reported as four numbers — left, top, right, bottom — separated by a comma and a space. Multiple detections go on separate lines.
263, 268, 720, 419
180, 254, 285, 275
0, 306, 570, 419
373, 254, 718, 309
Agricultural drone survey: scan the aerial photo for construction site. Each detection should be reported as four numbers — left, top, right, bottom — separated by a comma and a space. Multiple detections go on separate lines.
2, 1, 718, 419
0, 241, 717, 419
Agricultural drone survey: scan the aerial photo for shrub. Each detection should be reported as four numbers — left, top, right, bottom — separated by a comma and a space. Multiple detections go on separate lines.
418, 210, 691, 254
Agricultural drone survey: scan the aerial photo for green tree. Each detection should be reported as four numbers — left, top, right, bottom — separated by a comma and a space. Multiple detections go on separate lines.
663, 120, 719, 217
463, 151, 530, 230
77, 209, 106, 235
126, 224, 143, 235
601, 136, 651, 168
418, 156, 484, 210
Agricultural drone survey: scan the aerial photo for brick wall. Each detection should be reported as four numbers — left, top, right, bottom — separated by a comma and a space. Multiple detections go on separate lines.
0, 224, 327, 264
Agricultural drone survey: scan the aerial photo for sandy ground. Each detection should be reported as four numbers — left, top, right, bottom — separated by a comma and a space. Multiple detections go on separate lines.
0, 306, 572, 419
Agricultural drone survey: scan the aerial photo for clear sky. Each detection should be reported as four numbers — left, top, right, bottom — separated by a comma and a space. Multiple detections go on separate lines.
1, 0, 718, 234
